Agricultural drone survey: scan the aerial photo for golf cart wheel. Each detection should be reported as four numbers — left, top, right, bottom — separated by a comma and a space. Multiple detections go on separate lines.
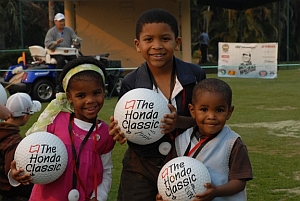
32, 79, 55, 102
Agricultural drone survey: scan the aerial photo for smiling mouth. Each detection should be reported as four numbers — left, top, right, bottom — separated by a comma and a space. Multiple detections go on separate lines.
85, 105, 97, 111
205, 123, 218, 127
150, 53, 165, 57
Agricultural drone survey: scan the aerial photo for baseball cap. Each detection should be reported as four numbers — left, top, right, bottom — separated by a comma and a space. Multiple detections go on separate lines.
54, 13, 65, 21
6, 93, 41, 117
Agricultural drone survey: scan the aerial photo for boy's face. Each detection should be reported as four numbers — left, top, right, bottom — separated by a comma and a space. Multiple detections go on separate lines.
188, 91, 234, 137
66, 78, 105, 123
134, 23, 181, 70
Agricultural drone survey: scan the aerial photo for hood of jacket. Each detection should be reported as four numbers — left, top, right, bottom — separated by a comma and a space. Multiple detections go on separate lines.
0, 122, 20, 142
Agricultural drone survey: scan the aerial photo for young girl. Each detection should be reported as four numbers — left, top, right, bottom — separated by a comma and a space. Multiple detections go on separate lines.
9, 57, 115, 201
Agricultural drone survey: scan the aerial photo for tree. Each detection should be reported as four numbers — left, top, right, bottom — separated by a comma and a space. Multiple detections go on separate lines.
0, 0, 19, 49
49, 1, 54, 29
191, 0, 300, 62
0, 0, 63, 49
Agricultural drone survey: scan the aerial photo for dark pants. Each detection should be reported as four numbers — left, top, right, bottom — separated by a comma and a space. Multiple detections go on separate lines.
1, 196, 29, 201
51, 55, 77, 90
0, 183, 33, 201
200, 44, 208, 63
117, 148, 165, 201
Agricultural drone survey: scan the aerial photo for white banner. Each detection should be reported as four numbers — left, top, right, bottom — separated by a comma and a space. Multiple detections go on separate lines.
218, 42, 278, 79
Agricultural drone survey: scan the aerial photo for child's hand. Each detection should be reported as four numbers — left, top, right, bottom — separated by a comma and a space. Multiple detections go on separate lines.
156, 193, 168, 201
160, 104, 177, 134
10, 160, 32, 185
192, 183, 216, 201
0, 104, 12, 120
109, 116, 127, 144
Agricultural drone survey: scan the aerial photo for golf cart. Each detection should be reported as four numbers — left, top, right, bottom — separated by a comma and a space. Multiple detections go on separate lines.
1, 45, 123, 102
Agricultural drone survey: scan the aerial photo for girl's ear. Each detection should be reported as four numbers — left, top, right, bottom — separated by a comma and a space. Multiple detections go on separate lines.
134, 39, 141, 53
66, 92, 72, 104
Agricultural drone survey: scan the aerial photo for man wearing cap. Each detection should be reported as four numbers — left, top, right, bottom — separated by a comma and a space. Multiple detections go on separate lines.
0, 93, 41, 201
44, 13, 78, 92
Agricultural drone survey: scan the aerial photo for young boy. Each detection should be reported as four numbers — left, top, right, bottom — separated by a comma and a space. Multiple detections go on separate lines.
157, 78, 253, 200
0, 93, 41, 201
109, 8, 206, 200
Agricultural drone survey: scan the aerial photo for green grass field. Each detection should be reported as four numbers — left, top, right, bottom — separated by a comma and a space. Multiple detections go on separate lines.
19, 67, 300, 201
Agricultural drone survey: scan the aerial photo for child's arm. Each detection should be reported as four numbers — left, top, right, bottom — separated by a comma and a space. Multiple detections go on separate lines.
90, 152, 113, 201
108, 116, 127, 144
160, 104, 196, 134
8, 160, 32, 186
192, 179, 247, 201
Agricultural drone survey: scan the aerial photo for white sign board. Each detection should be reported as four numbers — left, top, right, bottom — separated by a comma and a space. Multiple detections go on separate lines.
218, 43, 278, 79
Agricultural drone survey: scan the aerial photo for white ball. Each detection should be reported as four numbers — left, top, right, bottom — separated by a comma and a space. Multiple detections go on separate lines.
68, 189, 79, 201
157, 156, 211, 201
114, 88, 170, 145
0, 84, 7, 105
158, 142, 172, 156
14, 132, 68, 184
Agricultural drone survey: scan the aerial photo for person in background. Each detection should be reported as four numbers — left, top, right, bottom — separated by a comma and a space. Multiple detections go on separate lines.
198, 30, 209, 64
44, 13, 78, 92
0, 93, 41, 201
109, 8, 206, 201
157, 78, 253, 201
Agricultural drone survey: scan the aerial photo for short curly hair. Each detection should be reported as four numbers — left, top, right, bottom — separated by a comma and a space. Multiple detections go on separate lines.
192, 78, 232, 107
135, 8, 179, 40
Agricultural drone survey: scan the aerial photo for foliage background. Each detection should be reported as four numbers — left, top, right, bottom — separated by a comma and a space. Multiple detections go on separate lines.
0, 0, 300, 68
191, 0, 300, 62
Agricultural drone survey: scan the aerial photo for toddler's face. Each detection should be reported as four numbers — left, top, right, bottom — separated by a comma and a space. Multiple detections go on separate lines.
189, 92, 234, 136
134, 23, 181, 70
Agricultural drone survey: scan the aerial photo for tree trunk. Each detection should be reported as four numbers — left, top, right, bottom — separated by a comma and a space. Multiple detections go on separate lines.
48, 1, 54, 29
0, 32, 5, 49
